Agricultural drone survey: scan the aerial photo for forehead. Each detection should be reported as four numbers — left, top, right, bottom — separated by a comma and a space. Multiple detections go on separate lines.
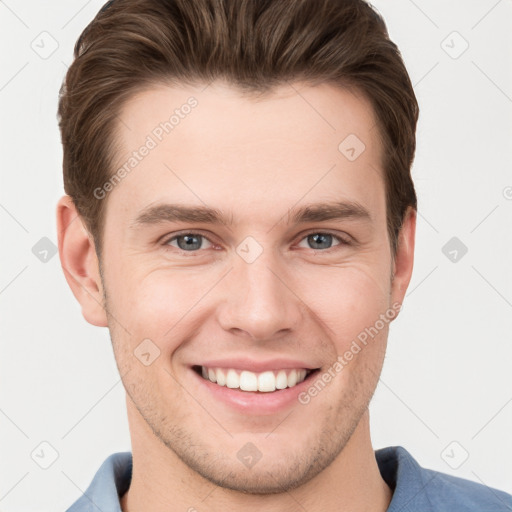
108, 81, 385, 227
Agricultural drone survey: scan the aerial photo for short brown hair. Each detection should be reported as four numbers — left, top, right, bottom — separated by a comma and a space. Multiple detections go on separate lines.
58, 0, 418, 257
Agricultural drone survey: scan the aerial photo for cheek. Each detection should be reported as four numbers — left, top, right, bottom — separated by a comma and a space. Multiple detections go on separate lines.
105, 267, 216, 345
301, 263, 391, 350
309, 268, 391, 401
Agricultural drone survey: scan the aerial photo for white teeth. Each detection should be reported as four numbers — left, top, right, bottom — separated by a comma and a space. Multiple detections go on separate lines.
216, 368, 226, 386
258, 371, 276, 392
199, 366, 311, 392
287, 369, 298, 387
240, 371, 258, 391
226, 369, 239, 389
275, 370, 288, 389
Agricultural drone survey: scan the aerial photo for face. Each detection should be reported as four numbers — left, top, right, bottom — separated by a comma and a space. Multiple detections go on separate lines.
89, 81, 413, 493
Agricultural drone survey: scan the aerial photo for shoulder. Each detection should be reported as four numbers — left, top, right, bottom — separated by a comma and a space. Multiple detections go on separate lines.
422, 465, 512, 510
376, 446, 512, 512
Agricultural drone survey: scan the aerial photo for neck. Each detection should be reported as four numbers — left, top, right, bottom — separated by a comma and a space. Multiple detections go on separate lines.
121, 404, 392, 512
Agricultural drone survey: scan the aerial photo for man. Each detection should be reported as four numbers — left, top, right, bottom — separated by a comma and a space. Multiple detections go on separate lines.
57, 0, 512, 510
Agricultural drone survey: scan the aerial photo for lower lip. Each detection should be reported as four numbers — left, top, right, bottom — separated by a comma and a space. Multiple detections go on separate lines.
191, 368, 319, 415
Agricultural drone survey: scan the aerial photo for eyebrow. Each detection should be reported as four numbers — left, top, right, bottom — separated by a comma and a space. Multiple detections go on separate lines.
131, 200, 371, 228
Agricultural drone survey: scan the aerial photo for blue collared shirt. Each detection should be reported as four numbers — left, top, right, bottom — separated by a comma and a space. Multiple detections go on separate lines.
66, 446, 512, 511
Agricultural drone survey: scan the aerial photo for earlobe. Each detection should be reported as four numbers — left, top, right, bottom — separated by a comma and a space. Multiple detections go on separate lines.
56, 195, 108, 327
390, 207, 416, 310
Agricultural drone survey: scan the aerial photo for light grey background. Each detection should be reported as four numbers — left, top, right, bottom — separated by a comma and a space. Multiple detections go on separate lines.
1, 1, 511, 510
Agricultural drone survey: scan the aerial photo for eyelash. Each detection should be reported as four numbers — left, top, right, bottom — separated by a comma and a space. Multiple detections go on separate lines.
161, 230, 352, 255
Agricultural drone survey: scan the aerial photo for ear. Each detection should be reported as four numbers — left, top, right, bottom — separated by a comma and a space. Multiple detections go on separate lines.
390, 207, 416, 311
56, 195, 108, 327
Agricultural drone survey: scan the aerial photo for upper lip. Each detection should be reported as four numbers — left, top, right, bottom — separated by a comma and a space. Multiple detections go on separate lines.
194, 358, 319, 373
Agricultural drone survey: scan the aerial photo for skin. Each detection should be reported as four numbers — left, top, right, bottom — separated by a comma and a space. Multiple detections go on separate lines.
57, 81, 416, 512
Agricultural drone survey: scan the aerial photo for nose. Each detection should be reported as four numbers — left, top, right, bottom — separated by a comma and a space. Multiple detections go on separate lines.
216, 247, 304, 341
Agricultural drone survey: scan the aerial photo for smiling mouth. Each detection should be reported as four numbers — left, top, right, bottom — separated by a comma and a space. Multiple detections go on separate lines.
193, 365, 321, 393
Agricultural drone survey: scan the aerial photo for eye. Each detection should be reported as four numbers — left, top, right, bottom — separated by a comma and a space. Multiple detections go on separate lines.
297, 232, 348, 250
164, 233, 213, 252
162, 230, 351, 255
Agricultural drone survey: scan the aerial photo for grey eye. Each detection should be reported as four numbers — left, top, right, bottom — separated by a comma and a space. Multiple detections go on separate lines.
298, 233, 341, 250
167, 234, 212, 251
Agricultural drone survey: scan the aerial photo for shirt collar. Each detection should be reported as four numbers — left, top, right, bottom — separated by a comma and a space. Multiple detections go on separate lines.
376, 445, 435, 512
67, 452, 131, 512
